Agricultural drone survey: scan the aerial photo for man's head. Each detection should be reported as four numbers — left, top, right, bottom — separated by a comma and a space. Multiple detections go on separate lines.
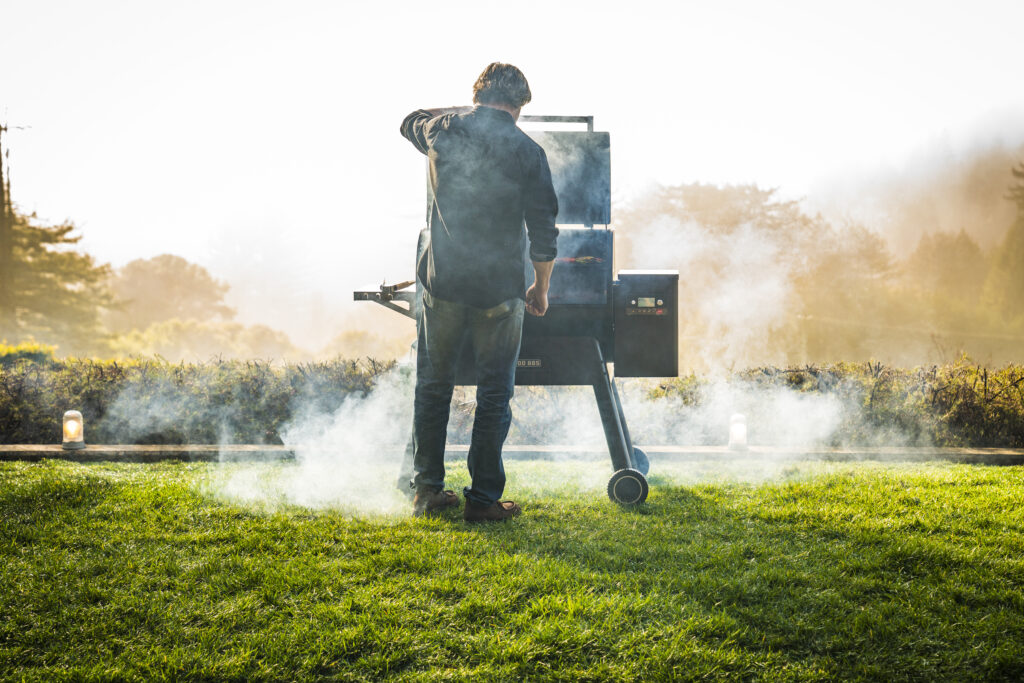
472, 63, 532, 114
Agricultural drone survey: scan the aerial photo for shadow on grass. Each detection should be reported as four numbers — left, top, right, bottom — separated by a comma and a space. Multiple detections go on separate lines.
443, 477, 1024, 681
0, 461, 113, 520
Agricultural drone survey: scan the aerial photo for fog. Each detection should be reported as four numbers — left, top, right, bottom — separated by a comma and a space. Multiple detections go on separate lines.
4, 1, 1024, 357
130, 118, 1024, 366
810, 115, 1024, 255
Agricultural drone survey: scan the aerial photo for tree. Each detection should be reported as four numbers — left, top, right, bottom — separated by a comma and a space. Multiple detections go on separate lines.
1007, 162, 1024, 214
105, 254, 236, 332
110, 318, 302, 361
1, 128, 112, 355
903, 230, 987, 305
981, 162, 1024, 324
0, 125, 16, 334
0, 211, 113, 354
614, 183, 853, 368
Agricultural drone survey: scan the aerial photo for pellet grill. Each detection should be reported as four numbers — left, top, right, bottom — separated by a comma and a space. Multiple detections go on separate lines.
355, 115, 678, 504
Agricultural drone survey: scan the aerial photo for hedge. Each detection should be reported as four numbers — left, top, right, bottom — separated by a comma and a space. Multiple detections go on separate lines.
0, 354, 392, 445
2, 350, 1022, 447
653, 359, 1024, 448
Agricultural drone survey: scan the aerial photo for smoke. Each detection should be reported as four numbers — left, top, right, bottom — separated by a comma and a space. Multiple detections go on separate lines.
505, 373, 932, 488
508, 379, 844, 451
526, 129, 610, 226
199, 213, 928, 514
204, 366, 910, 513
631, 215, 796, 371
617, 200, 805, 371
100, 378, 244, 445
203, 127, 1024, 512
210, 367, 414, 515
623, 379, 845, 449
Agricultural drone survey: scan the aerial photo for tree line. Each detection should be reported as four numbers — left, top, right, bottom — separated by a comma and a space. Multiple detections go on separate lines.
615, 163, 1024, 369
2, 125, 1022, 365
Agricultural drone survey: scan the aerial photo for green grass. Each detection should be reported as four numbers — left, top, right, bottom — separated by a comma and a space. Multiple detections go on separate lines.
2, 459, 1023, 681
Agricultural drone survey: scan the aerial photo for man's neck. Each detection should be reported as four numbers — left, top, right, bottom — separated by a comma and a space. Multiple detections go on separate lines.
479, 103, 521, 122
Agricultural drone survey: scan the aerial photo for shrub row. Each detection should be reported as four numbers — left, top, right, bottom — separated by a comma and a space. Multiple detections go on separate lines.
0, 356, 393, 445
655, 358, 1024, 447
2, 353, 1022, 447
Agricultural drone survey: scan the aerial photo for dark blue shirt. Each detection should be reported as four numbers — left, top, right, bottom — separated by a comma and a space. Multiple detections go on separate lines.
400, 106, 558, 308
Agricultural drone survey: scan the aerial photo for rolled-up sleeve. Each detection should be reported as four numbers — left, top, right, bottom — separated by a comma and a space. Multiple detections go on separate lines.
525, 147, 559, 262
400, 109, 433, 155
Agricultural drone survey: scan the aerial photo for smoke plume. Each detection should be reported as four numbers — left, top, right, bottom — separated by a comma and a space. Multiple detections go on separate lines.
210, 367, 414, 514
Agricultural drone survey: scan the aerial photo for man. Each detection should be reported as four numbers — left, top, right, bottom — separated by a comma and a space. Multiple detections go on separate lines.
400, 62, 559, 522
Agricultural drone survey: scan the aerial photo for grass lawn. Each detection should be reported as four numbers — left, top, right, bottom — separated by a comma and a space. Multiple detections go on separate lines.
2, 458, 1023, 681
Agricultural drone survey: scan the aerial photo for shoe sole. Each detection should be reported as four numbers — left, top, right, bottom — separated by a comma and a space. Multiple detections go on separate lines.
414, 505, 457, 518
463, 507, 522, 523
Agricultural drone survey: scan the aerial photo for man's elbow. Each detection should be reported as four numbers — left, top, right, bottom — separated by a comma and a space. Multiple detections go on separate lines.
399, 117, 416, 142
399, 110, 429, 143
529, 245, 558, 263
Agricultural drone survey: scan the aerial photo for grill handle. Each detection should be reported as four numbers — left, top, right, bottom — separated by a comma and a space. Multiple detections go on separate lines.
519, 115, 594, 132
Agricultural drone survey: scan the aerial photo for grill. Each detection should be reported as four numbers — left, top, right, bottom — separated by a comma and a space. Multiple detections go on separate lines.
354, 116, 678, 504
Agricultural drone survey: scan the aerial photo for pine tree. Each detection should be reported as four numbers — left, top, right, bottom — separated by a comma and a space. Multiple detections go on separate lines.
0, 126, 15, 334
0, 128, 113, 355
2, 212, 113, 354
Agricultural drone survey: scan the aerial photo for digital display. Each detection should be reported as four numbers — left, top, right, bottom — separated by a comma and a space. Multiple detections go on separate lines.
637, 297, 656, 308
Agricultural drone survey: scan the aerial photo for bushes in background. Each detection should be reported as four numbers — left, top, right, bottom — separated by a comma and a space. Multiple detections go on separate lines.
0, 342, 57, 368
655, 358, 1024, 447
1, 354, 1022, 446
0, 356, 392, 445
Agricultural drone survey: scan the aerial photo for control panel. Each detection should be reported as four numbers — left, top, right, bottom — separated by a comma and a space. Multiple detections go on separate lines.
613, 270, 679, 377
623, 295, 669, 317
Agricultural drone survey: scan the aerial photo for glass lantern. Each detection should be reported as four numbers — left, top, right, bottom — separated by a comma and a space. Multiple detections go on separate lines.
62, 410, 86, 450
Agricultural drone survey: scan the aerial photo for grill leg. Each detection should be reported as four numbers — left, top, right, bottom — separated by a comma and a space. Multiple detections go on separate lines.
610, 379, 636, 468
396, 427, 415, 498
592, 355, 632, 472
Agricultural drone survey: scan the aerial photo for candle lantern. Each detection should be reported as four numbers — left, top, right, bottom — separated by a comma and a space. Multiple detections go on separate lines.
728, 413, 748, 451
62, 410, 86, 450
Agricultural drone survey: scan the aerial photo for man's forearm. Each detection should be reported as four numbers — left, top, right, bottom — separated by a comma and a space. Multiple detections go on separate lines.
532, 260, 554, 290
424, 106, 474, 117
525, 260, 554, 317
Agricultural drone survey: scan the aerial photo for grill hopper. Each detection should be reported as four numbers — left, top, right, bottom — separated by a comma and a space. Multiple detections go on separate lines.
354, 116, 678, 504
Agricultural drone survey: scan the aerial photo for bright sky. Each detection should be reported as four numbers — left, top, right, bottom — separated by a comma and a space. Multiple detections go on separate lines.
4, 0, 1023, 347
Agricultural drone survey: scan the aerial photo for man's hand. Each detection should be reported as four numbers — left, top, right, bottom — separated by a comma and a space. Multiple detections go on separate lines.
525, 283, 548, 317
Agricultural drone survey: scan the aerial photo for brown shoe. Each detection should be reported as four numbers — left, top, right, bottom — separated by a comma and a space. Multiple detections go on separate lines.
463, 499, 522, 523
412, 488, 460, 518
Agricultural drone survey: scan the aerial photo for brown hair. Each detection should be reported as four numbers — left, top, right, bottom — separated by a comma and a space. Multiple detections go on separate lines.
472, 63, 532, 108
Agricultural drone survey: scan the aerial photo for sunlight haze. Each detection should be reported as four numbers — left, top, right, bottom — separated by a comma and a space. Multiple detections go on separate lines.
4, 0, 1023, 348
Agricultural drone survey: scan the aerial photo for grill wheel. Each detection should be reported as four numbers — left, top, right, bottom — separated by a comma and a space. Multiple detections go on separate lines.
607, 468, 649, 505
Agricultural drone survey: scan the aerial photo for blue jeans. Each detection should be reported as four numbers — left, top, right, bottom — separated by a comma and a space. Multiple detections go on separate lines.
413, 290, 524, 506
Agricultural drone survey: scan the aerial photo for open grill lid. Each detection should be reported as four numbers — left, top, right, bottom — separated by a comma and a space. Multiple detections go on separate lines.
425, 114, 612, 228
